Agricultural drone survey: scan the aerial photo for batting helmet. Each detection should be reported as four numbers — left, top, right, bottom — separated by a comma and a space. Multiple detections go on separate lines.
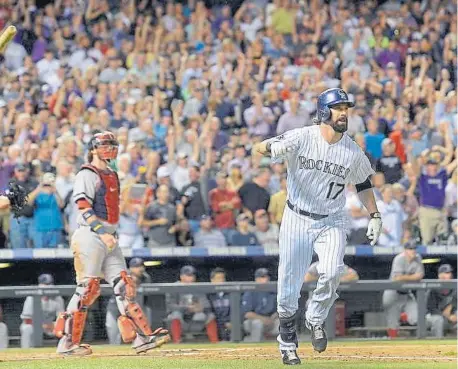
316, 88, 354, 123
88, 131, 119, 161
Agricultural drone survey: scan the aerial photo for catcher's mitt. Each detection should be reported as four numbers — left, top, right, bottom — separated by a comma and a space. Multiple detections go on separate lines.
4, 181, 28, 218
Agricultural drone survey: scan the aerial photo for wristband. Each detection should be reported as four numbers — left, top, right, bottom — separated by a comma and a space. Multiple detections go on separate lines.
370, 212, 381, 218
266, 141, 272, 153
83, 209, 107, 234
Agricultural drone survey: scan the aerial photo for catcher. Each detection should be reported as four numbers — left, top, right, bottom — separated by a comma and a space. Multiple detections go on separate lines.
53, 131, 170, 356
0, 181, 29, 216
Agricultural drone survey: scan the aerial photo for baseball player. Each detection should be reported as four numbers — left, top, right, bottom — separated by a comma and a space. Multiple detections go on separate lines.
383, 241, 424, 339
53, 131, 170, 356
254, 88, 383, 365
20, 274, 64, 348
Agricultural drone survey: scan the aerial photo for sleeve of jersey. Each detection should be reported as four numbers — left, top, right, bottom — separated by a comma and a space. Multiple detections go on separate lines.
72, 170, 98, 206
270, 128, 303, 160
348, 151, 376, 185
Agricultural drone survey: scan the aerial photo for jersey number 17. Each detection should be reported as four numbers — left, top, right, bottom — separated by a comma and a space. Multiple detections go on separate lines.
326, 182, 345, 200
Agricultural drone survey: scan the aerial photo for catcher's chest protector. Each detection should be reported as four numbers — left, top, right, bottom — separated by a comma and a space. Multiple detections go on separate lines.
80, 164, 120, 224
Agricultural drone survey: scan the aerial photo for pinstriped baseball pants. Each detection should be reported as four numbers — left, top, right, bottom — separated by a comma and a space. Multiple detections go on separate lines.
277, 207, 347, 325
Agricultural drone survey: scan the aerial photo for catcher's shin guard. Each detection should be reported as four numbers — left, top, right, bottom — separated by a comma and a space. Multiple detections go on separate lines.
117, 316, 137, 343
113, 270, 153, 337
54, 312, 66, 338
71, 311, 88, 345
55, 278, 101, 345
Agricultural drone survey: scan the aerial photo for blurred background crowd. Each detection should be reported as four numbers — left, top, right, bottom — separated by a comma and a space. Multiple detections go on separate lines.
0, 0, 456, 250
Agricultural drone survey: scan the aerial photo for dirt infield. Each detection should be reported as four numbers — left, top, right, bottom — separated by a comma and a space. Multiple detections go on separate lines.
0, 341, 456, 364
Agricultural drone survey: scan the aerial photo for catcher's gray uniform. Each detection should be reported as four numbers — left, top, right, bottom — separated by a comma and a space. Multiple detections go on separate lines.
20, 296, 65, 348
382, 253, 424, 329
71, 168, 125, 285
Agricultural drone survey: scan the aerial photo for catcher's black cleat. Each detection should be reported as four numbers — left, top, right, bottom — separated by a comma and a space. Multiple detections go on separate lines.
281, 349, 301, 365
306, 322, 327, 353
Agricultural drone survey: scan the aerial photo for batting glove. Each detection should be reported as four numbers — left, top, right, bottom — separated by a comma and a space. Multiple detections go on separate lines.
366, 212, 382, 246
270, 141, 297, 158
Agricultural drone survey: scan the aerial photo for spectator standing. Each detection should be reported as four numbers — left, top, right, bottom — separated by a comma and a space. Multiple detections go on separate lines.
376, 184, 407, 247
243, 92, 275, 138
194, 215, 227, 248
242, 268, 279, 342
209, 172, 241, 231
364, 119, 385, 161
276, 93, 309, 135
382, 242, 424, 339
54, 160, 75, 200
140, 185, 177, 248
411, 157, 449, 245
9, 164, 38, 248
345, 185, 370, 245
27, 173, 64, 248
118, 185, 144, 249
376, 138, 403, 184
230, 213, 259, 246
238, 168, 271, 217
253, 209, 279, 248
179, 166, 209, 234
268, 174, 287, 225
207, 268, 231, 341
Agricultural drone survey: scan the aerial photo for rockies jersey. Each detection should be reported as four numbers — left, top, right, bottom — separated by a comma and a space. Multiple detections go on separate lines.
272, 125, 374, 217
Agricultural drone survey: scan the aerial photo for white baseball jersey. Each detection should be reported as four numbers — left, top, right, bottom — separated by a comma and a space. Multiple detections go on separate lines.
272, 125, 375, 216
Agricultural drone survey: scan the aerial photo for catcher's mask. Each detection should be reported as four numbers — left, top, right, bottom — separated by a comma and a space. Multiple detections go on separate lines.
88, 131, 119, 161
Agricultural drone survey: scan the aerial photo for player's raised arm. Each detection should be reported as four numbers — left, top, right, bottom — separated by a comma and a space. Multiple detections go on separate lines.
253, 129, 301, 158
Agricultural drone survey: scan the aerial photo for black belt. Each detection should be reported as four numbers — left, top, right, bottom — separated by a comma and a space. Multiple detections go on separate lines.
286, 200, 328, 220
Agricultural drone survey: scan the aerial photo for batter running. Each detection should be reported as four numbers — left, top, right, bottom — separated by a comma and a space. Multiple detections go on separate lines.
255, 88, 383, 365
54, 131, 170, 356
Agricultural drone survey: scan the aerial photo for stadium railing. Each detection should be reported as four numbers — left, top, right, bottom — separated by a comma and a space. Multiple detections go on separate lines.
0, 280, 456, 347
0, 245, 456, 260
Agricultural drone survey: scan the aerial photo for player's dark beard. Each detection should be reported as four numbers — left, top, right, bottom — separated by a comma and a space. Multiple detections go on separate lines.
331, 116, 348, 133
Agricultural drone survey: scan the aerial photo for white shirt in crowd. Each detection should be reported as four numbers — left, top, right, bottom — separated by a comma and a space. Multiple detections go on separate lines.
345, 191, 369, 230
376, 199, 407, 247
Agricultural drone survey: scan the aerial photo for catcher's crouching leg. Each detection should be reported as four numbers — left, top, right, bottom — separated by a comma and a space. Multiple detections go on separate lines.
54, 278, 100, 356
114, 271, 170, 354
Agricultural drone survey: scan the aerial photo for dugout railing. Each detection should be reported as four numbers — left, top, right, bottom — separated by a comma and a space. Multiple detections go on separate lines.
0, 280, 456, 347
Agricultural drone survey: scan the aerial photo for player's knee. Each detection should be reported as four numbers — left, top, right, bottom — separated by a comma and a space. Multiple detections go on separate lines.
78, 277, 101, 307
113, 271, 136, 301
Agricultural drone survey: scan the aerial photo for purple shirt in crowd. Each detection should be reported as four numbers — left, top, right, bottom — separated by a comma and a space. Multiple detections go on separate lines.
418, 168, 448, 209
376, 50, 402, 71
0, 162, 15, 191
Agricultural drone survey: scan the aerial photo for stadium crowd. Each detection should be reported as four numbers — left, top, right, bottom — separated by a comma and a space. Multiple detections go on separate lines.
0, 0, 455, 249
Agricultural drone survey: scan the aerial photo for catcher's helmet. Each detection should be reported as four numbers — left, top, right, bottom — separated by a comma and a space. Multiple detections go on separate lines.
316, 88, 354, 123
88, 131, 119, 161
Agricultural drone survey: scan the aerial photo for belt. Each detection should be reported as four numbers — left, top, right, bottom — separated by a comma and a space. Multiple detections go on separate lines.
286, 200, 328, 220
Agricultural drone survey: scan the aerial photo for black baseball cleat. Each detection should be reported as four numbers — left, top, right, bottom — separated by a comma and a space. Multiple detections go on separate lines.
281, 349, 301, 365
306, 322, 327, 353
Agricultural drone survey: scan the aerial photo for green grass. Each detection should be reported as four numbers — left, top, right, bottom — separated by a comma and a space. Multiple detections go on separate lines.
0, 357, 455, 369
0, 340, 455, 369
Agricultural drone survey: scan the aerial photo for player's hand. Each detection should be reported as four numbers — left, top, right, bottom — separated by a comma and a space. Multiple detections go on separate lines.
366, 217, 382, 246
100, 233, 117, 250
